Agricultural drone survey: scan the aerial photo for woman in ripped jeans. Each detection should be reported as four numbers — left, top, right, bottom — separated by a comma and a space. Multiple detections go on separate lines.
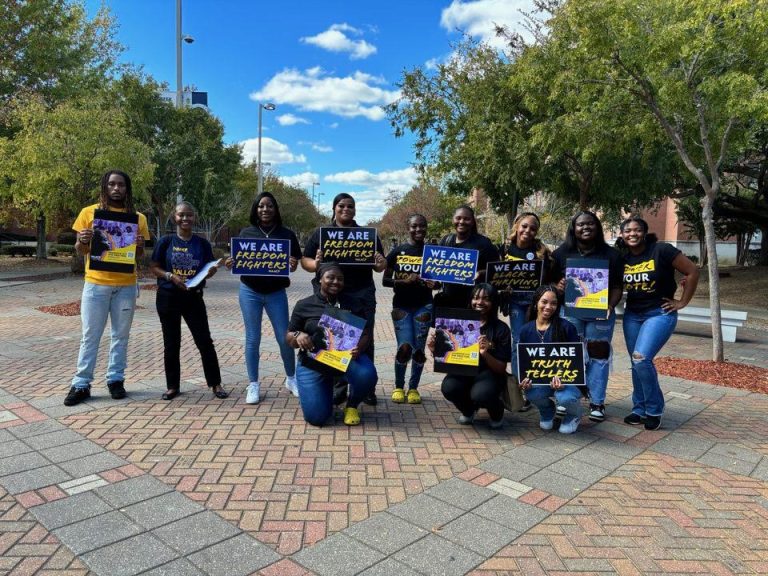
551, 211, 625, 422
383, 214, 435, 404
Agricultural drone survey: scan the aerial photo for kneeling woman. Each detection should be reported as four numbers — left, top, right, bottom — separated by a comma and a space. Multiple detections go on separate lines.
430, 283, 510, 429
518, 285, 582, 434
286, 263, 378, 426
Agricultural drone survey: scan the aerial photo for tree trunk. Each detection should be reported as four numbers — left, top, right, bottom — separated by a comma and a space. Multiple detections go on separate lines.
579, 182, 589, 211
36, 213, 47, 260
701, 191, 724, 362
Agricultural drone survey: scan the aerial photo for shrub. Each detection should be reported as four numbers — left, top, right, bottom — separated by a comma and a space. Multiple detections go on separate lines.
56, 231, 77, 245
49, 244, 75, 255
1, 245, 36, 257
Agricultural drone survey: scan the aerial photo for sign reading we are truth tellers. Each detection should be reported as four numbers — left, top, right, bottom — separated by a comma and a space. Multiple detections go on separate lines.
517, 342, 585, 385
419, 245, 478, 286
320, 227, 378, 265
230, 237, 290, 277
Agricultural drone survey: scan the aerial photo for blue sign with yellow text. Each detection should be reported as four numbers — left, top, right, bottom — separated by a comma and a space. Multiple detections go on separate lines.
230, 237, 290, 277
419, 244, 478, 286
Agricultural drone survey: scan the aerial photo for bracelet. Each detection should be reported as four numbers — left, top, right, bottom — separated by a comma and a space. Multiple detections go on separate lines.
165, 271, 173, 281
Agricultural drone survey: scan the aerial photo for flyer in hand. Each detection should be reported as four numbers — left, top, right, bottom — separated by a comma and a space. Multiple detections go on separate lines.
306, 307, 367, 373
432, 308, 481, 375
89, 209, 140, 273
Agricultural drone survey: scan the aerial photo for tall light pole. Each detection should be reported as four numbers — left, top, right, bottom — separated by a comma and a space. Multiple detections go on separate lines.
176, 0, 194, 108
311, 181, 320, 208
257, 102, 276, 194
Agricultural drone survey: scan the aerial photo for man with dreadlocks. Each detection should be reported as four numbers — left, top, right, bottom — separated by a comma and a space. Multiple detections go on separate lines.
64, 170, 150, 406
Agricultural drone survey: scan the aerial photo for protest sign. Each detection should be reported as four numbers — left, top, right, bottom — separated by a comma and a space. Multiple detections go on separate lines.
486, 259, 544, 294
89, 209, 140, 273
432, 308, 481, 375
564, 258, 609, 319
420, 245, 478, 286
320, 227, 377, 265
230, 237, 290, 277
516, 342, 585, 385
305, 307, 366, 373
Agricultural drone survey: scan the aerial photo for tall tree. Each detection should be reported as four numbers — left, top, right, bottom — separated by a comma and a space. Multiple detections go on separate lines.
543, 0, 768, 360
0, 95, 154, 256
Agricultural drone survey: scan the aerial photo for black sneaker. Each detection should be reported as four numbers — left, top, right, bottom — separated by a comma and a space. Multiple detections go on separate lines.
107, 380, 126, 400
363, 392, 378, 406
588, 403, 605, 422
624, 413, 645, 426
518, 399, 533, 412
64, 387, 91, 406
644, 415, 662, 431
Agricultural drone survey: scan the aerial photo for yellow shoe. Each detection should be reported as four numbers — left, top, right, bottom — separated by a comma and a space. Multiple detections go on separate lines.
391, 388, 406, 403
343, 407, 361, 426
406, 389, 422, 404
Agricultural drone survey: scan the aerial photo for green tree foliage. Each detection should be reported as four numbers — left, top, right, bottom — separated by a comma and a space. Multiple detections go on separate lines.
0, 95, 154, 255
0, 0, 119, 122
543, 0, 768, 360
261, 172, 326, 242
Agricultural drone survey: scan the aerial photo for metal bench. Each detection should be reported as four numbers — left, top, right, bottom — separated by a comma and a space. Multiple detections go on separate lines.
614, 303, 747, 343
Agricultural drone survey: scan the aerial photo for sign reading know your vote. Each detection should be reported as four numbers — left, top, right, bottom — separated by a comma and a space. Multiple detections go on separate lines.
517, 342, 586, 385
419, 245, 478, 286
230, 237, 290, 277
320, 227, 378, 265
486, 259, 544, 294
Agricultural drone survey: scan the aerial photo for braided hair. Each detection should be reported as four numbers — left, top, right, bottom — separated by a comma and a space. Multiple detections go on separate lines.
98, 170, 134, 213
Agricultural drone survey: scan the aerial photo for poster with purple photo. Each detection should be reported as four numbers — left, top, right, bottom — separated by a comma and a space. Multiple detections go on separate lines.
89, 209, 140, 273
432, 308, 481, 375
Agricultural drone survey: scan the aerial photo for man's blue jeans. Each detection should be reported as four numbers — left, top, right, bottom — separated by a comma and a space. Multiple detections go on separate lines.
296, 355, 378, 426
564, 313, 616, 405
392, 303, 432, 389
622, 307, 677, 417
239, 283, 294, 382
72, 282, 137, 389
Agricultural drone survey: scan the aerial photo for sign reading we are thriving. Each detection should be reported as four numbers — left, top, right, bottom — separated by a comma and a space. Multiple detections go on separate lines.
320, 227, 378, 265
419, 245, 478, 286
516, 342, 585, 385
486, 260, 544, 294
230, 237, 290, 277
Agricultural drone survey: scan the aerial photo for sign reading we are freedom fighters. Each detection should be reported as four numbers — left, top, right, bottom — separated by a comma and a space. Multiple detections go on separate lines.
419, 245, 478, 286
517, 342, 585, 385
230, 237, 290, 277
486, 260, 544, 294
320, 227, 378, 265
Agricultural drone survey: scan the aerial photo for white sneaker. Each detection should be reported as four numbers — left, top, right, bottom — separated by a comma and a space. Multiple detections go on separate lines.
246, 381, 260, 404
458, 410, 476, 425
285, 375, 299, 397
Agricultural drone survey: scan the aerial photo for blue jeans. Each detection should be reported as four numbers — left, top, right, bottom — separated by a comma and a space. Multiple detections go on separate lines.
72, 282, 137, 389
392, 303, 432, 389
622, 307, 677, 417
526, 385, 582, 419
507, 298, 530, 378
296, 355, 378, 426
564, 313, 616, 405
239, 284, 294, 382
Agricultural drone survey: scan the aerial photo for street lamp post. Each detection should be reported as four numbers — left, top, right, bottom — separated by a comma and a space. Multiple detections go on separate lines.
311, 181, 320, 208
175, 0, 194, 108
257, 102, 276, 194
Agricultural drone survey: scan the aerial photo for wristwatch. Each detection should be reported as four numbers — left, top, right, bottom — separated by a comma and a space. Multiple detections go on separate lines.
165, 271, 173, 281
292, 330, 301, 339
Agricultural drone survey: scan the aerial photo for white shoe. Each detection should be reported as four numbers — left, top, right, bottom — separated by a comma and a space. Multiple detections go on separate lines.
539, 417, 555, 431
458, 410, 476, 425
284, 375, 298, 397
246, 382, 260, 404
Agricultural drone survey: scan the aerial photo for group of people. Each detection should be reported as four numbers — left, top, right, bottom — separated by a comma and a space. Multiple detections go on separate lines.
65, 170, 700, 435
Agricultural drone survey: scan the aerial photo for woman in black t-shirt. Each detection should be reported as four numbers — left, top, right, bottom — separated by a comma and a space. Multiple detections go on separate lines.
383, 214, 435, 404
436, 205, 499, 309
615, 216, 699, 431
301, 193, 386, 405
286, 263, 378, 427
551, 211, 624, 423
224, 192, 302, 405
428, 283, 511, 429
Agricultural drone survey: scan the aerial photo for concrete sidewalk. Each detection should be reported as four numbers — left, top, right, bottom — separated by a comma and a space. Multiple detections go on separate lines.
1, 269, 767, 575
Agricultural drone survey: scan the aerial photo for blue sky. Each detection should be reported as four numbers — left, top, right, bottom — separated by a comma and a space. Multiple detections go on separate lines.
86, 0, 532, 223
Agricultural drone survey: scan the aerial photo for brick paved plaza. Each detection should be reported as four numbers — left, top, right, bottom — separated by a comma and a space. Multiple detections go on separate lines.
2, 268, 768, 575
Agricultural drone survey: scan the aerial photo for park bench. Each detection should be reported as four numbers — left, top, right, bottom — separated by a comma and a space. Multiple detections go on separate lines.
1, 245, 36, 257
614, 303, 748, 343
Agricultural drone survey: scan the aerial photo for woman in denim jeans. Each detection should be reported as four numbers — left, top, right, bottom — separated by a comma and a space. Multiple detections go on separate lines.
383, 214, 435, 404
616, 216, 699, 431
225, 192, 302, 405
551, 211, 625, 423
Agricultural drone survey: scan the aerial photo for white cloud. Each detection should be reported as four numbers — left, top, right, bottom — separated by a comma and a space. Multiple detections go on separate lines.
311, 144, 333, 153
440, 0, 533, 48
239, 137, 307, 165
280, 172, 321, 188
329, 122, 339, 129
323, 167, 419, 223
250, 67, 399, 121
301, 23, 377, 60
276, 113, 310, 126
